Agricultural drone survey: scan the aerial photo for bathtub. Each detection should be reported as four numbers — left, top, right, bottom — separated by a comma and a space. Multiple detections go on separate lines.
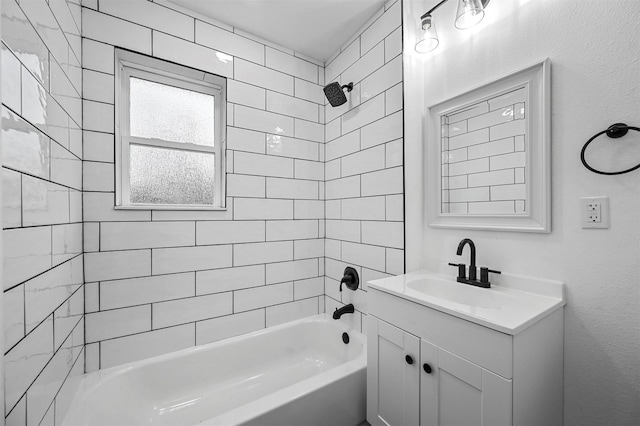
62, 314, 366, 426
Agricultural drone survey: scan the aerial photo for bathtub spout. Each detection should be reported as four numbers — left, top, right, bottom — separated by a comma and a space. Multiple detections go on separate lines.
333, 304, 355, 319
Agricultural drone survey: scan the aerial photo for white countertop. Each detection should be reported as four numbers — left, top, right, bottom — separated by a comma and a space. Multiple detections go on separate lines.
367, 270, 566, 334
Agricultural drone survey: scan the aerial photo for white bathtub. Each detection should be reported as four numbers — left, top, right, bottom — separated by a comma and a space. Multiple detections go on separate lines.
62, 314, 366, 426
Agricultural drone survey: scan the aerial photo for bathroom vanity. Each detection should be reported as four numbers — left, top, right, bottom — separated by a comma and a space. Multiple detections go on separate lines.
366, 271, 565, 426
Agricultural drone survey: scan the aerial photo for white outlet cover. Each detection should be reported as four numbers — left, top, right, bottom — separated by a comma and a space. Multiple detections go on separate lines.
581, 196, 610, 229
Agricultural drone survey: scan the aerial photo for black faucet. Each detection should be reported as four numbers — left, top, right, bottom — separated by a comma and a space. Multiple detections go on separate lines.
449, 238, 501, 288
333, 304, 355, 319
340, 267, 359, 292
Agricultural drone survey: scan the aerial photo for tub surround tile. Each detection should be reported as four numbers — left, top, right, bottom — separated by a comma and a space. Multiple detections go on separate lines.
266, 298, 319, 327
196, 264, 265, 295
234, 281, 294, 312
196, 20, 264, 65
100, 273, 196, 310
152, 292, 233, 329
85, 305, 151, 343
152, 245, 233, 275
196, 310, 265, 345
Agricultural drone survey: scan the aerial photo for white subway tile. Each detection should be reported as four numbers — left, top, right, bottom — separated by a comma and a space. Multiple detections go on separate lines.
22, 177, 68, 226
294, 277, 324, 300
21, 77, 66, 150
468, 106, 514, 132
266, 178, 318, 200
266, 220, 318, 241
227, 174, 266, 198
341, 196, 386, 220
196, 310, 265, 345
227, 127, 266, 153
82, 8, 151, 54
294, 78, 325, 105
325, 175, 361, 200
50, 59, 81, 125
326, 130, 360, 161
384, 194, 403, 221
152, 245, 232, 275
152, 31, 233, 78
3, 227, 51, 289
468, 169, 515, 188
361, 166, 403, 196
1, 44, 21, 113
153, 293, 232, 329
267, 135, 319, 160
84, 343, 99, 373
449, 187, 490, 203
490, 119, 526, 141
3, 169, 21, 228
151, 207, 232, 221
5, 394, 26, 426
196, 264, 265, 295
83, 100, 113, 133
294, 119, 324, 143
53, 346, 85, 426
233, 241, 293, 266
83, 131, 114, 162
385, 248, 404, 274
449, 127, 490, 150
449, 157, 490, 176
266, 259, 318, 285
342, 241, 386, 271
53, 288, 83, 349
233, 198, 293, 220
4, 285, 24, 349
197, 220, 264, 245
228, 79, 266, 109
361, 110, 402, 149
266, 297, 318, 327
488, 88, 525, 111
234, 105, 294, 136
234, 58, 293, 95
342, 42, 384, 87
19, 0, 68, 66
386, 138, 403, 168
101, 273, 194, 310
361, 221, 403, 249
326, 219, 360, 243
361, 55, 402, 102
293, 239, 324, 260
82, 38, 114, 74
325, 119, 341, 142
100, 0, 194, 40
5, 317, 53, 411
267, 91, 318, 122
266, 47, 317, 82
342, 93, 385, 135
294, 200, 324, 219
83, 160, 113, 192
52, 224, 82, 265
361, 2, 400, 54
467, 137, 515, 159
325, 83, 361, 124
83, 192, 151, 222
235, 282, 293, 312
385, 26, 402, 62
85, 282, 99, 313
86, 305, 150, 343
325, 39, 359, 83
84, 250, 151, 282
326, 158, 341, 181
491, 183, 526, 201
50, 143, 81, 190
233, 151, 294, 178
197, 21, 265, 63
342, 145, 386, 177
490, 152, 526, 170
448, 102, 489, 124
325, 238, 341, 259
101, 221, 195, 250
101, 324, 194, 369
468, 201, 516, 214
2, 108, 50, 179
294, 159, 324, 181
385, 82, 403, 114
83, 69, 114, 104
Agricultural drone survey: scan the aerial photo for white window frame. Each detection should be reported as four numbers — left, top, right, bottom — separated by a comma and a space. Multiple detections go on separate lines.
115, 49, 227, 210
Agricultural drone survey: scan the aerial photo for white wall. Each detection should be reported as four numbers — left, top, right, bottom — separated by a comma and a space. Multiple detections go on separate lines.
1, 0, 85, 424
81, 0, 327, 371
323, 0, 404, 333
404, 0, 640, 425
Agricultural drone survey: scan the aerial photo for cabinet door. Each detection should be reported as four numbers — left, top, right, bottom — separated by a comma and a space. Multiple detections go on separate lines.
420, 339, 512, 426
367, 318, 420, 426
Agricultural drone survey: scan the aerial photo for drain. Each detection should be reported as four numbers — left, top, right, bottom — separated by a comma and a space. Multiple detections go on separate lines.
342, 332, 350, 344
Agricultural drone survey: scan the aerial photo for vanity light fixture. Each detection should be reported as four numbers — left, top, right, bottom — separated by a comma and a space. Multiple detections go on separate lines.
415, 0, 489, 53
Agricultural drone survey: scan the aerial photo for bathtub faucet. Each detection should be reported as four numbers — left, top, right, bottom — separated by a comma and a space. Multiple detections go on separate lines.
333, 304, 355, 319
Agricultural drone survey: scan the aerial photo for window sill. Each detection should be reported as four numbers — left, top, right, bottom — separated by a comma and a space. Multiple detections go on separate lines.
115, 205, 227, 211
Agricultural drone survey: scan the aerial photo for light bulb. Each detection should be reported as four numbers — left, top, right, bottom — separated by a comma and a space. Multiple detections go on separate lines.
415, 15, 439, 53
455, 0, 485, 29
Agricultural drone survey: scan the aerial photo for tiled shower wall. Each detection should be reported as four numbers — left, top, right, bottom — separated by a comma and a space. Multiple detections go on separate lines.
324, 0, 404, 332
1, 0, 85, 424
81, 0, 326, 370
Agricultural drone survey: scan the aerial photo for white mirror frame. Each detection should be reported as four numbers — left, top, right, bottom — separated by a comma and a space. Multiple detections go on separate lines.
426, 59, 551, 233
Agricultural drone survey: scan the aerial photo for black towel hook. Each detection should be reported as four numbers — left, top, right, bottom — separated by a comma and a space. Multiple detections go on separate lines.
580, 123, 640, 175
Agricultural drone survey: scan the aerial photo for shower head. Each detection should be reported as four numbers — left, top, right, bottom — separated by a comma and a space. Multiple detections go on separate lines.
323, 82, 354, 107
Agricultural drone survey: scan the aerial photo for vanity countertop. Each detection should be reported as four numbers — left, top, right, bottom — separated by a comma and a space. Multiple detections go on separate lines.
367, 270, 565, 335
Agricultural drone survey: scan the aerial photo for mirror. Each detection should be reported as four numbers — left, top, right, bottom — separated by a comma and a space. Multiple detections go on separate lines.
426, 59, 551, 232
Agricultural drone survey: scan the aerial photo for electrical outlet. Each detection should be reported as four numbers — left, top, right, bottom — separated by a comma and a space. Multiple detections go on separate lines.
581, 196, 609, 229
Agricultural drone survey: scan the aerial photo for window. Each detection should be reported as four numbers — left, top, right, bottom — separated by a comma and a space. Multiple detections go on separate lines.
115, 50, 226, 209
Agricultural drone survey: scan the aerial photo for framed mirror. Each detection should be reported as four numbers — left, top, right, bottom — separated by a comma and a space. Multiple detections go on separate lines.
426, 59, 551, 232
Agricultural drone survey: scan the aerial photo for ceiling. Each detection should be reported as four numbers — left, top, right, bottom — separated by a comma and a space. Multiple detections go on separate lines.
169, 0, 387, 63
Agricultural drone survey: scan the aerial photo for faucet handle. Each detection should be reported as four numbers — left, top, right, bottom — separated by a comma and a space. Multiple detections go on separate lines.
448, 263, 466, 279
480, 267, 501, 285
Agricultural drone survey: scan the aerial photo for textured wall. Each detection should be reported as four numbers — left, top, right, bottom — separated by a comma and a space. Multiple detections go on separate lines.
404, 0, 640, 425
81, 0, 327, 371
1, 0, 84, 424
323, 0, 404, 333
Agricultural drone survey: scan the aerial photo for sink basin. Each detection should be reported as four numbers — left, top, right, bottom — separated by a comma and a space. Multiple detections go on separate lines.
406, 278, 512, 309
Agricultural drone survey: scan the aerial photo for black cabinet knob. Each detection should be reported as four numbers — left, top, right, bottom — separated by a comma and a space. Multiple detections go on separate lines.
423, 363, 432, 374
405, 355, 414, 365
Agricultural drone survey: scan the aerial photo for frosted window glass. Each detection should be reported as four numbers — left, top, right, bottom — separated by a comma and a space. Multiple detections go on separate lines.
130, 145, 215, 205
130, 77, 215, 146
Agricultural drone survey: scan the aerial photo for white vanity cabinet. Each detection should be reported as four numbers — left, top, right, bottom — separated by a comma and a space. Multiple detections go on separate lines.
366, 271, 565, 426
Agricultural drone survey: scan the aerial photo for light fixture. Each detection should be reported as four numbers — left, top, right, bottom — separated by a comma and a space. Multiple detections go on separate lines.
415, 0, 489, 53
415, 14, 439, 53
